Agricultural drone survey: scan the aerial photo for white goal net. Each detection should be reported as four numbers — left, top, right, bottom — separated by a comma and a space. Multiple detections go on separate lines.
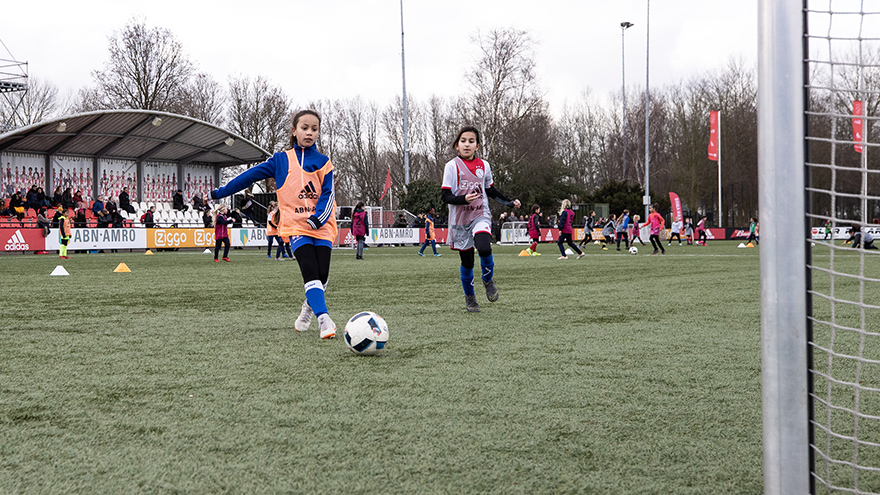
805, 2, 880, 493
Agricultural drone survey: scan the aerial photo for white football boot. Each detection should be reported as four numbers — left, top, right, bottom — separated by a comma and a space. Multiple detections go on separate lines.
318, 313, 336, 339
294, 300, 313, 332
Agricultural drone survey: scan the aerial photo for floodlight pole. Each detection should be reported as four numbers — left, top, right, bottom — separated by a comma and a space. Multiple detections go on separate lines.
400, 0, 410, 186
643, 0, 651, 220
621, 21, 633, 180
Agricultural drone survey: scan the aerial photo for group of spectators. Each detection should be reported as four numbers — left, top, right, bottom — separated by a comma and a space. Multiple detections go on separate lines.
1, 184, 143, 230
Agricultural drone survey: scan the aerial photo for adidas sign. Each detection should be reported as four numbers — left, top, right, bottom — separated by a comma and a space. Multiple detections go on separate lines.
298, 181, 319, 200
5, 230, 29, 251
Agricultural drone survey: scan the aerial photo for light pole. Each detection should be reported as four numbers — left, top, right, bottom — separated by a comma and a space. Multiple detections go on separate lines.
643, 0, 651, 221
620, 21, 633, 181
400, 0, 410, 186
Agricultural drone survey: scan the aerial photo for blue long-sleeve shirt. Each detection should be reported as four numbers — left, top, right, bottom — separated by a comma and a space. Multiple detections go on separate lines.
211, 143, 335, 227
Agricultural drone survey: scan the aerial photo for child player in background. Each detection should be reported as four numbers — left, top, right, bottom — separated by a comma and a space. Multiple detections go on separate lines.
210, 110, 339, 339
527, 204, 542, 256
684, 217, 694, 245
556, 199, 585, 260
442, 126, 520, 313
615, 209, 630, 251
696, 215, 708, 246
266, 201, 280, 259
417, 207, 441, 257
668, 216, 683, 246
630, 214, 647, 247
58, 208, 72, 259
351, 201, 368, 260
645, 203, 667, 255
601, 214, 616, 251
747, 217, 759, 246
212, 205, 232, 262
578, 210, 595, 250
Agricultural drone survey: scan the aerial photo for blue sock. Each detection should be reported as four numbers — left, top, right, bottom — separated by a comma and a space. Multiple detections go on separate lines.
431, 240, 437, 254
304, 280, 328, 316
460, 266, 475, 296
480, 253, 494, 283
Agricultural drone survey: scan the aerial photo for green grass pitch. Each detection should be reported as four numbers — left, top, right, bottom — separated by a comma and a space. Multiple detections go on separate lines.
0, 240, 859, 494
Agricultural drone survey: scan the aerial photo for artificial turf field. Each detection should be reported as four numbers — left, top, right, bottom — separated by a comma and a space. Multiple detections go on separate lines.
0, 240, 874, 494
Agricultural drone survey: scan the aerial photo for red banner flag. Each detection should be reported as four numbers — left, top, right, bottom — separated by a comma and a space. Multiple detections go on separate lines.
707, 111, 719, 161
380, 168, 391, 201
669, 192, 683, 222
853, 100, 864, 153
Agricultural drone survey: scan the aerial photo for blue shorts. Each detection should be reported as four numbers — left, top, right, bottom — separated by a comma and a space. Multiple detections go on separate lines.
290, 235, 334, 252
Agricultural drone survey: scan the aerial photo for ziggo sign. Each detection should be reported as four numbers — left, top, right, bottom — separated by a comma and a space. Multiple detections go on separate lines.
150, 229, 215, 248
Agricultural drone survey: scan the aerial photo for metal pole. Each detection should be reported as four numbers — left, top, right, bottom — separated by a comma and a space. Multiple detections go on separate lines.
718, 112, 722, 227
400, 0, 410, 186
621, 22, 633, 180
643, 0, 651, 221
758, 0, 810, 493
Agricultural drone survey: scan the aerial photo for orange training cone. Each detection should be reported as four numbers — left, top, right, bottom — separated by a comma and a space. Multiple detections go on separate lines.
746, 242, 754, 248
519, 250, 530, 257
144, 249, 154, 255
114, 263, 131, 273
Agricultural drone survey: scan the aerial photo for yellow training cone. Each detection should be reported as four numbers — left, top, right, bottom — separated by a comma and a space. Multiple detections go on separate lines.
114, 263, 131, 273
519, 250, 530, 257
144, 249, 154, 255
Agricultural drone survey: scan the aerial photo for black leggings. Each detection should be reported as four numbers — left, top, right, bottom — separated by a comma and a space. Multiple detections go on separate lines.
294, 244, 332, 285
649, 234, 665, 253
458, 232, 493, 269
558, 233, 582, 256
214, 237, 230, 259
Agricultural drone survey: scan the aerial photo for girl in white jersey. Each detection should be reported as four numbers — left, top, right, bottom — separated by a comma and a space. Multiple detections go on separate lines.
442, 126, 521, 312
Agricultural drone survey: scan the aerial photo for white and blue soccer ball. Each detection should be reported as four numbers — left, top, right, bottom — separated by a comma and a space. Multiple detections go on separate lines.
344, 311, 389, 355
629, 246, 638, 255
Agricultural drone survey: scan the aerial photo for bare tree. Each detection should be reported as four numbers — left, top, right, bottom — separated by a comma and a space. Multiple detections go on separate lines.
85, 17, 195, 111
465, 29, 547, 170
334, 98, 383, 205
223, 75, 292, 191
555, 91, 612, 192
172, 72, 225, 125
0, 76, 60, 127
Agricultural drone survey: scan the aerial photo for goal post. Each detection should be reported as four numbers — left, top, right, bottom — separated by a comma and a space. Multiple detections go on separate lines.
758, 0, 811, 493
762, 1, 880, 493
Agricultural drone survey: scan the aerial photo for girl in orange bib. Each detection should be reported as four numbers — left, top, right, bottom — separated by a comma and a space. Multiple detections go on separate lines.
210, 110, 338, 339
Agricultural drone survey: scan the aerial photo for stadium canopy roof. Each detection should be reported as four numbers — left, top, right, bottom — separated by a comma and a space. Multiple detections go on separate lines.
0, 109, 270, 167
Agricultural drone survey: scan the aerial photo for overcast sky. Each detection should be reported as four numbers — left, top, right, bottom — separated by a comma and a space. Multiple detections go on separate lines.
1, 1, 758, 115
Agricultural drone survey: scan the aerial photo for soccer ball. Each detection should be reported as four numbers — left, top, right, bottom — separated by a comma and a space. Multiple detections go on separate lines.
344, 311, 389, 355
629, 246, 638, 255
